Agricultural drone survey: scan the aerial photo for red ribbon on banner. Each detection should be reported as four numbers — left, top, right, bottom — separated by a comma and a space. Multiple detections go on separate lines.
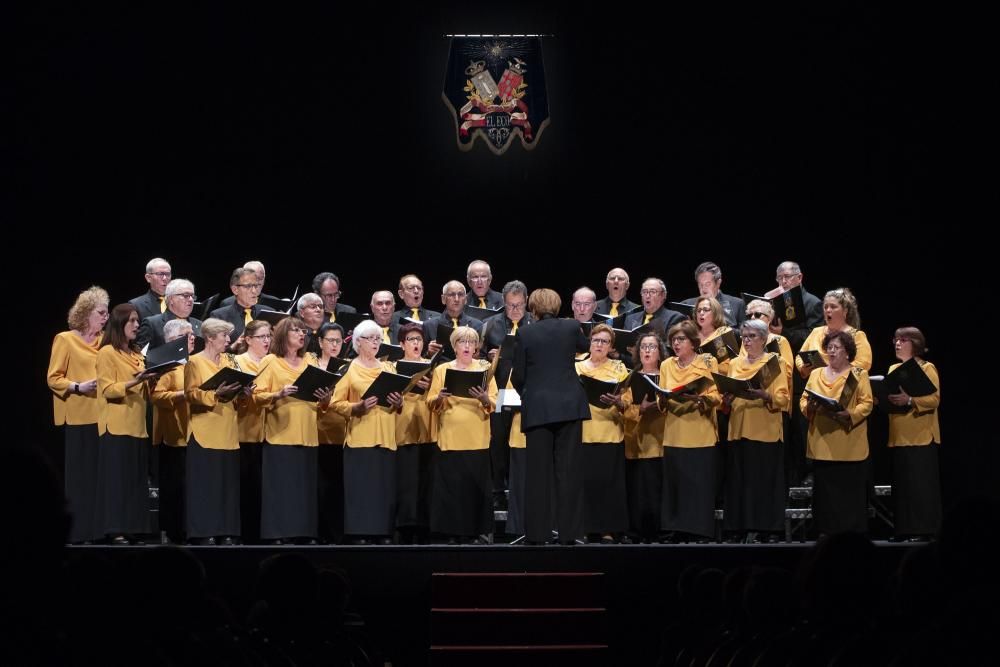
459, 98, 533, 140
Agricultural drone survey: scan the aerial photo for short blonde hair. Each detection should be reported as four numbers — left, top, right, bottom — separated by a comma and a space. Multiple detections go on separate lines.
528, 288, 561, 318
67, 286, 110, 332
201, 318, 235, 340
590, 323, 615, 346
449, 325, 480, 350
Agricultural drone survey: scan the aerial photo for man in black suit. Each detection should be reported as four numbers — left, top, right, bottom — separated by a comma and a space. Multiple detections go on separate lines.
129, 257, 172, 321
313, 271, 358, 324
423, 281, 483, 359
370, 290, 399, 344
511, 288, 591, 545
770, 260, 823, 351
392, 273, 440, 325
481, 280, 534, 508
219, 260, 279, 308
595, 267, 639, 317
209, 267, 275, 341
136, 278, 203, 350
620, 278, 685, 367
681, 261, 746, 328
466, 259, 504, 309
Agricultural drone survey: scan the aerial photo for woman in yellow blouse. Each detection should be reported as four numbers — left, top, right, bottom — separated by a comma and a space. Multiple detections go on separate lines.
315, 322, 349, 544
427, 326, 498, 544
47, 286, 109, 543
575, 324, 630, 543
721, 319, 790, 543
331, 320, 403, 545
622, 332, 667, 543
659, 321, 721, 542
253, 316, 333, 545
796, 287, 873, 378
394, 322, 435, 544
151, 318, 194, 544
695, 296, 736, 374
801, 330, 874, 536
232, 319, 270, 544
885, 327, 941, 541
96, 304, 163, 545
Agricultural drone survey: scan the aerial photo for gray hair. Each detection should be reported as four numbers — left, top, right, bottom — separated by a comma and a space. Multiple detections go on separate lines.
297, 292, 323, 311
502, 280, 527, 299
201, 317, 235, 339
352, 319, 382, 353
741, 318, 769, 338
776, 261, 801, 277
694, 262, 721, 281
146, 257, 170, 273
244, 260, 265, 274
642, 277, 668, 295
746, 298, 774, 318
230, 267, 257, 286
165, 279, 195, 299
466, 260, 491, 279
573, 286, 597, 302
442, 280, 466, 296
163, 319, 193, 341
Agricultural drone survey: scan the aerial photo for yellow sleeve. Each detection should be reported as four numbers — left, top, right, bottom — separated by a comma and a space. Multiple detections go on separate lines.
484, 375, 498, 414
98, 349, 134, 400
852, 330, 873, 371
769, 358, 791, 412
47, 335, 72, 397
152, 370, 183, 407
848, 371, 874, 425
426, 365, 446, 409
795, 327, 822, 372
251, 360, 280, 407
184, 360, 219, 408
912, 362, 941, 413
331, 367, 354, 419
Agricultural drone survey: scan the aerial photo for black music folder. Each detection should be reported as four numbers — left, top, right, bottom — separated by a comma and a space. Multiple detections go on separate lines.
804, 369, 860, 412
579, 373, 625, 408
444, 367, 488, 397
290, 364, 343, 402
698, 329, 741, 364
797, 349, 826, 368
199, 367, 256, 391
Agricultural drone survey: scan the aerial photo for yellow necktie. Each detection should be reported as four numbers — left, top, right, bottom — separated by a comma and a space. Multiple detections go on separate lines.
644, 313, 653, 325
244, 308, 252, 324
329, 311, 336, 323
411, 308, 420, 321
610, 302, 619, 316
479, 297, 486, 308
452, 318, 459, 328
511, 321, 518, 334
159, 296, 166, 313
382, 327, 390, 343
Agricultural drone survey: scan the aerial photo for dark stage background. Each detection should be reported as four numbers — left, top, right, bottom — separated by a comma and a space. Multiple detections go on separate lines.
18, 4, 985, 504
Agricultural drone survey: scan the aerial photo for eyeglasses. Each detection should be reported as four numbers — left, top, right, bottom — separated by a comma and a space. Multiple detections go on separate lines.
173, 293, 196, 301
741, 333, 760, 340
777, 272, 800, 281
671, 336, 689, 343
506, 303, 525, 310
404, 336, 423, 343
301, 303, 323, 310
358, 334, 381, 343
639, 344, 659, 351
468, 275, 490, 283
607, 276, 628, 282
640, 289, 663, 296
825, 345, 844, 353
149, 271, 172, 278
289, 327, 308, 334
237, 283, 261, 290
591, 338, 612, 346
322, 337, 343, 344
572, 301, 595, 308
401, 285, 423, 293
695, 306, 713, 313
249, 334, 272, 340
444, 292, 466, 299
747, 311, 768, 319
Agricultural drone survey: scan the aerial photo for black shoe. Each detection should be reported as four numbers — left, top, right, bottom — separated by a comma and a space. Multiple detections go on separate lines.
445, 536, 458, 545
376, 537, 393, 545
599, 534, 616, 545
110, 535, 129, 546
200, 537, 216, 546
492, 493, 508, 510
619, 535, 634, 544
221, 537, 235, 546
906, 536, 931, 543
350, 538, 370, 545
267, 538, 284, 546
801, 473, 814, 487
299, 538, 318, 545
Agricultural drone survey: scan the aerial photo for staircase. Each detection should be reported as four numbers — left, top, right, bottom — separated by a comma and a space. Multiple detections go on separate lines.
429, 571, 608, 666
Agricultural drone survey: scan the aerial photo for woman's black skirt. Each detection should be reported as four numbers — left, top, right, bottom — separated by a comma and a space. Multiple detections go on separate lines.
892, 445, 942, 537
261, 443, 318, 540
239, 442, 263, 543
186, 436, 240, 538
662, 446, 718, 538
64, 423, 101, 542
158, 444, 187, 543
626, 457, 662, 539
97, 432, 150, 536
343, 446, 396, 536
812, 458, 870, 536
723, 439, 786, 533
581, 442, 628, 534
431, 449, 492, 537
396, 443, 436, 529
318, 444, 345, 543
